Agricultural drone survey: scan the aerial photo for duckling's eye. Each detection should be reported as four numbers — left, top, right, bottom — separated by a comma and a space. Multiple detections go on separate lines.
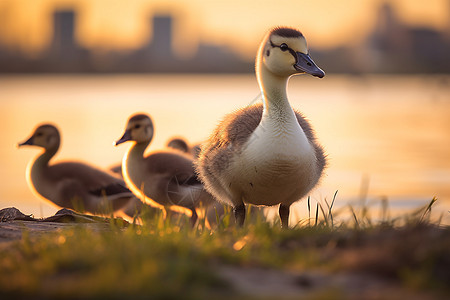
134, 124, 141, 129
35, 132, 43, 137
280, 43, 288, 51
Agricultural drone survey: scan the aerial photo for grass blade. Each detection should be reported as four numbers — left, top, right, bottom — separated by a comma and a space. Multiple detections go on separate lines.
307, 196, 311, 227
329, 190, 338, 227
314, 202, 319, 227
419, 197, 438, 223
318, 203, 328, 227
349, 205, 359, 229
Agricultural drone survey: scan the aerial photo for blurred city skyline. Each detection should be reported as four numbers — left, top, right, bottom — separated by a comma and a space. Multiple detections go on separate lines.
0, 0, 449, 73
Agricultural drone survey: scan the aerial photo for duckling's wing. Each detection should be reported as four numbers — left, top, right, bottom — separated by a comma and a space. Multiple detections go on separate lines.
143, 151, 197, 176
88, 181, 134, 212
194, 104, 263, 205
51, 162, 123, 188
89, 182, 132, 198
55, 177, 132, 213
197, 103, 263, 173
54, 178, 89, 209
50, 162, 134, 208
208, 103, 263, 150
142, 151, 210, 208
176, 172, 202, 186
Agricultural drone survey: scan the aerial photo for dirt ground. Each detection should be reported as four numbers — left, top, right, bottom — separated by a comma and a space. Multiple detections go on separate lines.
0, 207, 446, 299
0, 207, 114, 244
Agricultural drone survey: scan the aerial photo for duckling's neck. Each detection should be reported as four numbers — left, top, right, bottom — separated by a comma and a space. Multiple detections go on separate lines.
251, 63, 312, 159
31, 148, 56, 172
122, 141, 149, 198
123, 141, 149, 176
257, 65, 297, 124
27, 148, 56, 198
129, 141, 148, 157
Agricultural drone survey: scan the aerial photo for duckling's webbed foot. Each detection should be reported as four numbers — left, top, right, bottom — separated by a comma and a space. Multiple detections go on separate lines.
234, 204, 245, 227
279, 204, 290, 228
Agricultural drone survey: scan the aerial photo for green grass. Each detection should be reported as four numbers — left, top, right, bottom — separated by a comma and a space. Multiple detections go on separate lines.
0, 198, 449, 299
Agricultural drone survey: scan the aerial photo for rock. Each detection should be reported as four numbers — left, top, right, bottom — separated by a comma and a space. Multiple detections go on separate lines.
0, 207, 35, 222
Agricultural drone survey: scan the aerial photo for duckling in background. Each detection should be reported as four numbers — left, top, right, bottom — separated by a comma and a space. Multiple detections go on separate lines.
196, 27, 326, 228
109, 136, 204, 221
167, 137, 190, 153
109, 137, 194, 177
114, 113, 215, 225
18, 124, 133, 215
167, 137, 202, 159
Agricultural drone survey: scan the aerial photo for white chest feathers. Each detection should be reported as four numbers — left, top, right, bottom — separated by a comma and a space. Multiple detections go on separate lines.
228, 115, 318, 206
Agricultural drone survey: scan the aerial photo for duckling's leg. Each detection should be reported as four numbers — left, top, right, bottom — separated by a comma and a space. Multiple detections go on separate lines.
279, 204, 290, 228
190, 208, 198, 227
234, 204, 245, 227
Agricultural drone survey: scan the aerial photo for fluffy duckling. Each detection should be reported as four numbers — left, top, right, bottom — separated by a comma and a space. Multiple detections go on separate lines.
114, 113, 214, 225
18, 124, 133, 215
109, 138, 195, 176
109, 137, 193, 177
108, 137, 198, 221
167, 137, 190, 153
167, 137, 202, 159
196, 27, 326, 228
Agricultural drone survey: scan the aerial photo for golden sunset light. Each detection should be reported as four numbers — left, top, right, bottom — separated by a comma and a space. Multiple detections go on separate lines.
1, 1, 450, 298
0, 0, 449, 58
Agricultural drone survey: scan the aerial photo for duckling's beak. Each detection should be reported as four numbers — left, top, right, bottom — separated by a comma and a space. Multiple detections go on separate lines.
114, 130, 132, 146
294, 52, 325, 78
17, 136, 34, 148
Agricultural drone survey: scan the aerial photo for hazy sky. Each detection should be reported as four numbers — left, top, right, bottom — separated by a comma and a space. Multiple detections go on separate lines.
0, 0, 449, 58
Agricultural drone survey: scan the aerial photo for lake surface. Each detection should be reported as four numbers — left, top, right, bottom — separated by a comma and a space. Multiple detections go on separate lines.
1, 74, 449, 224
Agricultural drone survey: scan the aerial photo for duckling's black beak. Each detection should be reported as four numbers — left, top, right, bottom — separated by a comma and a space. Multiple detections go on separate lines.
17, 136, 34, 148
114, 130, 132, 146
294, 52, 325, 78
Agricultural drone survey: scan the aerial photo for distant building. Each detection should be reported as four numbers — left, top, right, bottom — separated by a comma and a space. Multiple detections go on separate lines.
0, 4, 449, 73
51, 11, 76, 54
151, 16, 173, 59
133, 14, 250, 72
42, 9, 90, 72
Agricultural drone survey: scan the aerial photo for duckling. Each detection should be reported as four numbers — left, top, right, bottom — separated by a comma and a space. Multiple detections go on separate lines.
195, 27, 326, 228
109, 137, 192, 177
18, 124, 133, 215
108, 136, 199, 221
114, 113, 214, 225
167, 138, 202, 159
167, 137, 190, 153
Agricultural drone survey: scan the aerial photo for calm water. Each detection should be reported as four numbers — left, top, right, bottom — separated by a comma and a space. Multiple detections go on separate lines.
1, 74, 449, 224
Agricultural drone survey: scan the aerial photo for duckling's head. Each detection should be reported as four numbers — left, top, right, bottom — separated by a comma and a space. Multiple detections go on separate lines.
257, 27, 324, 78
167, 138, 189, 153
18, 124, 61, 151
114, 113, 154, 145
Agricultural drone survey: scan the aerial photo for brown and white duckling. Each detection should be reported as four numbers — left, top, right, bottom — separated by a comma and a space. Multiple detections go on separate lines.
195, 27, 327, 228
114, 113, 214, 225
18, 124, 133, 215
